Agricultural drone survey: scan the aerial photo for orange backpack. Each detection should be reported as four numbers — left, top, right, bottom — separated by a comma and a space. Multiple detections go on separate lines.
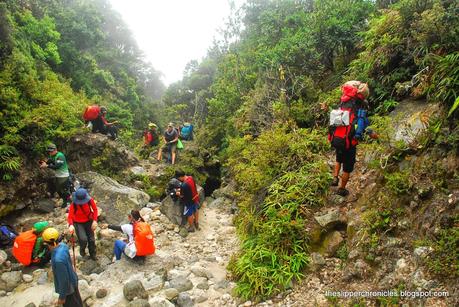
12, 230, 37, 266
133, 222, 155, 256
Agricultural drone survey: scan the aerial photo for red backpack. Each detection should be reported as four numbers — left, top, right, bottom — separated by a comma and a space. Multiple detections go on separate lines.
83, 105, 101, 121
328, 100, 359, 150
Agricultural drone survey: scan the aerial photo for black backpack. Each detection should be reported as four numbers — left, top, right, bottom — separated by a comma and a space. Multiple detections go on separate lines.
0, 224, 18, 248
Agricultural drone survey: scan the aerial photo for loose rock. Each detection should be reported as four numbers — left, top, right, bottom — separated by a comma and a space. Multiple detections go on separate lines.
177, 292, 194, 307
124, 280, 148, 301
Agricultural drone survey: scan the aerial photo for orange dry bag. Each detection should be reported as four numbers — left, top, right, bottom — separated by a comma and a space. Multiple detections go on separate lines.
133, 222, 155, 256
12, 230, 37, 266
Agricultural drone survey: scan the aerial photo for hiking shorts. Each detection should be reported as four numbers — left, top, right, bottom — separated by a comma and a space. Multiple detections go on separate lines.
335, 146, 357, 173
184, 203, 197, 217
162, 142, 177, 154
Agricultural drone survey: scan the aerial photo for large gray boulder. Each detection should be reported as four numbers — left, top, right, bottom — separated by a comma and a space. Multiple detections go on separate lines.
160, 185, 204, 225
0, 271, 22, 292
77, 172, 150, 224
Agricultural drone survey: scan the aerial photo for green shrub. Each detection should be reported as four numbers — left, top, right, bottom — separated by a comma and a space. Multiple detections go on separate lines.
384, 170, 412, 195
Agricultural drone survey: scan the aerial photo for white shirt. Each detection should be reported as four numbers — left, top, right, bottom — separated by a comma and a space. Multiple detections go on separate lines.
121, 224, 134, 243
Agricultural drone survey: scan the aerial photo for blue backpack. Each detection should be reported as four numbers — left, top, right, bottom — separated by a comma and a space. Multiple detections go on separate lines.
181, 125, 193, 139
0, 224, 18, 248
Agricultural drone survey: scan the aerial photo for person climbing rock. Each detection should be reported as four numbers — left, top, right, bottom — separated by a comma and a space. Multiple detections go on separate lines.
157, 122, 178, 164
12, 221, 51, 267
141, 122, 159, 159
40, 143, 71, 208
43, 227, 83, 307
67, 188, 98, 260
175, 169, 200, 232
103, 210, 155, 262
90, 106, 118, 140
329, 81, 378, 196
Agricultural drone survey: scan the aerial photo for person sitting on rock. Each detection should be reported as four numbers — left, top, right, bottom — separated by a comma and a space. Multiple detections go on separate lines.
67, 188, 98, 260
90, 106, 118, 140
104, 210, 155, 262
175, 169, 200, 232
12, 221, 51, 267
40, 143, 71, 208
43, 227, 83, 307
157, 122, 178, 164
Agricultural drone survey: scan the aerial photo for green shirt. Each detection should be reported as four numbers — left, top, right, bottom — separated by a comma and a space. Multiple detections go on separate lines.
49, 152, 69, 178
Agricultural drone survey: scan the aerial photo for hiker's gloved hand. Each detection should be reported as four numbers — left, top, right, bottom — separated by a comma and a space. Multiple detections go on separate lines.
91, 221, 98, 231
68, 225, 75, 235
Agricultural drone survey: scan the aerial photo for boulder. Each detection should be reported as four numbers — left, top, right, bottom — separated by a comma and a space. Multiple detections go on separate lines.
149, 297, 174, 307
160, 185, 204, 225
124, 280, 148, 301
0, 250, 7, 265
0, 271, 22, 292
169, 277, 193, 292
164, 288, 179, 300
130, 166, 147, 176
212, 181, 236, 200
78, 279, 94, 302
128, 299, 150, 307
320, 231, 344, 257
22, 274, 33, 283
33, 199, 56, 213
177, 292, 194, 307
77, 172, 150, 224
96, 288, 108, 299
314, 209, 346, 229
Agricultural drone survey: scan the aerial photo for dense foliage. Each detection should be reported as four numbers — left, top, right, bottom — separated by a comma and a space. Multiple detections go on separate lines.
0, 0, 164, 180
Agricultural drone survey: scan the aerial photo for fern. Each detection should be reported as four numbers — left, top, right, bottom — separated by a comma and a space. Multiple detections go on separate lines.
0, 145, 21, 181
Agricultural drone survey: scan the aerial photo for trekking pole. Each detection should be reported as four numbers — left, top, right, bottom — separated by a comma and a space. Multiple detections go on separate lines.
70, 234, 76, 270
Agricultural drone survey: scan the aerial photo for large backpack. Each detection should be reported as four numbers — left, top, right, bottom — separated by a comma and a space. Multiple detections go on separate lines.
133, 222, 155, 256
329, 100, 358, 150
12, 230, 37, 266
0, 224, 18, 248
181, 125, 192, 138
83, 105, 101, 122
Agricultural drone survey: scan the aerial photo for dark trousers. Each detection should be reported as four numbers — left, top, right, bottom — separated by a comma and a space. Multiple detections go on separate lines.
49, 177, 70, 206
74, 221, 96, 257
63, 288, 83, 307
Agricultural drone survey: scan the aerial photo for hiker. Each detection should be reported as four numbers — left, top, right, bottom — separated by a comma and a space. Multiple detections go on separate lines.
157, 122, 179, 164
167, 177, 186, 225
180, 122, 194, 141
67, 188, 98, 260
175, 169, 200, 232
90, 106, 118, 140
40, 143, 71, 208
104, 210, 155, 262
329, 81, 378, 196
43, 227, 83, 307
12, 221, 51, 267
144, 123, 159, 147
0, 224, 17, 249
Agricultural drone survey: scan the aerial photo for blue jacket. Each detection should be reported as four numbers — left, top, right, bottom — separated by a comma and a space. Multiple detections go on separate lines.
354, 109, 373, 140
51, 243, 78, 300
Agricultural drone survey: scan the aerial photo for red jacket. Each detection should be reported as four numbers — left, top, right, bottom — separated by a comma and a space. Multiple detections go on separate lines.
184, 176, 200, 204
144, 131, 153, 145
67, 198, 98, 225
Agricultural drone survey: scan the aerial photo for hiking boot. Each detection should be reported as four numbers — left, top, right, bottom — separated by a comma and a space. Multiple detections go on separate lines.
336, 188, 350, 197
331, 176, 339, 187
194, 222, 200, 231
89, 254, 97, 261
186, 225, 196, 233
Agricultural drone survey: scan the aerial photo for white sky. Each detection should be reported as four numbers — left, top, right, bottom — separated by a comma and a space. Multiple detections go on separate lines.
109, 0, 242, 85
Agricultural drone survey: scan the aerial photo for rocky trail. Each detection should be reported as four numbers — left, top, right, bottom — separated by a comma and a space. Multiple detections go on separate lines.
0, 146, 242, 307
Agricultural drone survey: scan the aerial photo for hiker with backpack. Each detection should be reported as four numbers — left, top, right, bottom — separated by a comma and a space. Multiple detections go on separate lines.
102, 209, 155, 262
180, 122, 194, 141
157, 122, 179, 165
167, 177, 187, 226
40, 143, 71, 208
141, 123, 160, 159
175, 169, 201, 232
67, 188, 98, 260
328, 81, 378, 196
84, 105, 118, 140
12, 221, 51, 267
42, 227, 83, 307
